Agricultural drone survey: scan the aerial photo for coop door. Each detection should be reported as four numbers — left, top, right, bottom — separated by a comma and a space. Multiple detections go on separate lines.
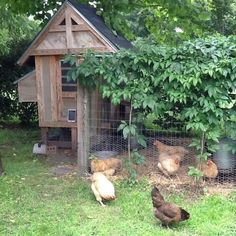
67, 109, 76, 122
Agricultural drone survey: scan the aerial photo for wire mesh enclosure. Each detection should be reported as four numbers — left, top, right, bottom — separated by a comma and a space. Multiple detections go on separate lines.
86, 98, 236, 186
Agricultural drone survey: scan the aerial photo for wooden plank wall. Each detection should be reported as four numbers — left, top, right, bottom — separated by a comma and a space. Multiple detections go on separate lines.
42, 56, 52, 121
18, 73, 37, 102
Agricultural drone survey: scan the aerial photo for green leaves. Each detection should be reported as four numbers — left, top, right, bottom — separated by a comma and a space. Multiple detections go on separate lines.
66, 35, 236, 178
131, 149, 145, 165
188, 166, 203, 181
117, 121, 137, 139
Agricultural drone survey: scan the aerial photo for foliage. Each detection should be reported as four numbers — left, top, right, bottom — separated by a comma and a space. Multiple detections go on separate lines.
188, 166, 204, 182
0, 11, 39, 124
116, 111, 147, 180
67, 35, 236, 167
131, 149, 146, 165
2, 0, 236, 44
210, 0, 236, 35
0, 9, 39, 55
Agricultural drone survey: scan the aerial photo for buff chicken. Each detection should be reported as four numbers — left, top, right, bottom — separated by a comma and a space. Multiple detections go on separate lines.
91, 172, 116, 207
157, 152, 181, 176
90, 158, 122, 173
198, 159, 218, 179
151, 186, 190, 227
153, 140, 189, 160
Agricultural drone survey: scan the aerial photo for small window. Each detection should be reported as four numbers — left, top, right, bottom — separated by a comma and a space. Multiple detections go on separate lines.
67, 109, 76, 122
59, 18, 66, 25
60, 60, 77, 92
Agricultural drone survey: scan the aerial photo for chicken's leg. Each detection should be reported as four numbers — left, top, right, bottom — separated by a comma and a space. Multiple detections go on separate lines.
99, 201, 106, 207
91, 183, 106, 207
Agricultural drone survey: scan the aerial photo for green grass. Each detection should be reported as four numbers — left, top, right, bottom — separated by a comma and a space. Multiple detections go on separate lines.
0, 128, 236, 236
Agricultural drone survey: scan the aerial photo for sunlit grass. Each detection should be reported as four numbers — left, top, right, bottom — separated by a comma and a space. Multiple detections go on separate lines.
0, 128, 235, 236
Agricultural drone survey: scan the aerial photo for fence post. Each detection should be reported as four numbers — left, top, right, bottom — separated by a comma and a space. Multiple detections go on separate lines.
77, 83, 90, 176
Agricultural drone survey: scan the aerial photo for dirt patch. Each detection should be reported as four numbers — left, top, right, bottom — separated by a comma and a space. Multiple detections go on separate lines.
115, 147, 196, 184
45, 148, 77, 166
52, 164, 78, 177
42, 146, 235, 196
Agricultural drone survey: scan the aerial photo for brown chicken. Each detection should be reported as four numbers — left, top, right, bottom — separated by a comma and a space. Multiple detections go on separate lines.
102, 168, 116, 177
151, 186, 190, 227
91, 172, 116, 207
153, 140, 189, 160
90, 158, 122, 173
198, 159, 218, 179
157, 152, 181, 176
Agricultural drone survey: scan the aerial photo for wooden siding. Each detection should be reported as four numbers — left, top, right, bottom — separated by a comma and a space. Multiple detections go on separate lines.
61, 97, 77, 120
42, 56, 52, 121
18, 2, 123, 133
36, 55, 60, 126
18, 71, 37, 102
18, 2, 116, 66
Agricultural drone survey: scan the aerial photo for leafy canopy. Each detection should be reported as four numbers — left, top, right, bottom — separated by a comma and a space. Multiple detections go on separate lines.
2, 0, 236, 43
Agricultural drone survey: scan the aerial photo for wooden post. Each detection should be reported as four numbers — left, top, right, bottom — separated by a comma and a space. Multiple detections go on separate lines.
41, 128, 48, 144
77, 82, 90, 176
84, 88, 91, 168
71, 127, 77, 152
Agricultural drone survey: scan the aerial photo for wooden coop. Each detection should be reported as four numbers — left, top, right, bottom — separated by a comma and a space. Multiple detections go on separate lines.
15, 0, 132, 171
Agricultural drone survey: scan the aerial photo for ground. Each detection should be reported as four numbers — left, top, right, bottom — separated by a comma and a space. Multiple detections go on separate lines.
45, 147, 235, 197
0, 128, 236, 235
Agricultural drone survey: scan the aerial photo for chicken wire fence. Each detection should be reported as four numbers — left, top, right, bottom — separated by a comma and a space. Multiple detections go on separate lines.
82, 100, 236, 186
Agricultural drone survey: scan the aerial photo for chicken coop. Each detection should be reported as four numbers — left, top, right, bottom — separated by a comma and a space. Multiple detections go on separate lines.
15, 0, 236, 185
15, 0, 132, 167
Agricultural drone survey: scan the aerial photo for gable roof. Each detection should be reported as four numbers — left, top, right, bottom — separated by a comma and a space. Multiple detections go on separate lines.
14, 70, 36, 84
68, 0, 132, 49
17, 0, 132, 66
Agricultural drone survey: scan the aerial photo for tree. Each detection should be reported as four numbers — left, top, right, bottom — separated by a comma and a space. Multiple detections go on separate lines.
0, 10, 39, 123
0, 0, 231, 43
210, 0, 236, 35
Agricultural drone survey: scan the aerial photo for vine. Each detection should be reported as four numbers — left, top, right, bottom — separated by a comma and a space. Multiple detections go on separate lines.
66, 35, 236, 180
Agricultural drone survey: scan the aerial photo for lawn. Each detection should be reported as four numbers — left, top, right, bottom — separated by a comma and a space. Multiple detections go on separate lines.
0, 128, 236, 236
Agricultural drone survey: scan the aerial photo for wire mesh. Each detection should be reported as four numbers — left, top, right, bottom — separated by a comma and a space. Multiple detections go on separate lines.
86, 100, 236, 186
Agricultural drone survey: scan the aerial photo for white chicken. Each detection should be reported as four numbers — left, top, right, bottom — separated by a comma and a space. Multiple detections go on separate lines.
91, 172, 116, 207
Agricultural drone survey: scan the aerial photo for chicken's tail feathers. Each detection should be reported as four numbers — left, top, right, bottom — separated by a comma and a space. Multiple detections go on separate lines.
103, 195, 116, 201
180, 208, 190, 221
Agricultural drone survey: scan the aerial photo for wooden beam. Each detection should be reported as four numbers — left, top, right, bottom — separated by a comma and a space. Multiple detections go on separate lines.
35, 56, 44, 126
49, 25, 66, 32
67, 47, 109, 53
50, 56, 58, 122
56, 55, 63, 124
49, 24, 89, 32
71, 127, 77, 152
32, 49, 68, 55
77, 83, 90, 176
65, 6, 73, 49
62, 92, 77, 98
39, 121, 77, 128
71, 24, 89, 31
41, 128, 48, 144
